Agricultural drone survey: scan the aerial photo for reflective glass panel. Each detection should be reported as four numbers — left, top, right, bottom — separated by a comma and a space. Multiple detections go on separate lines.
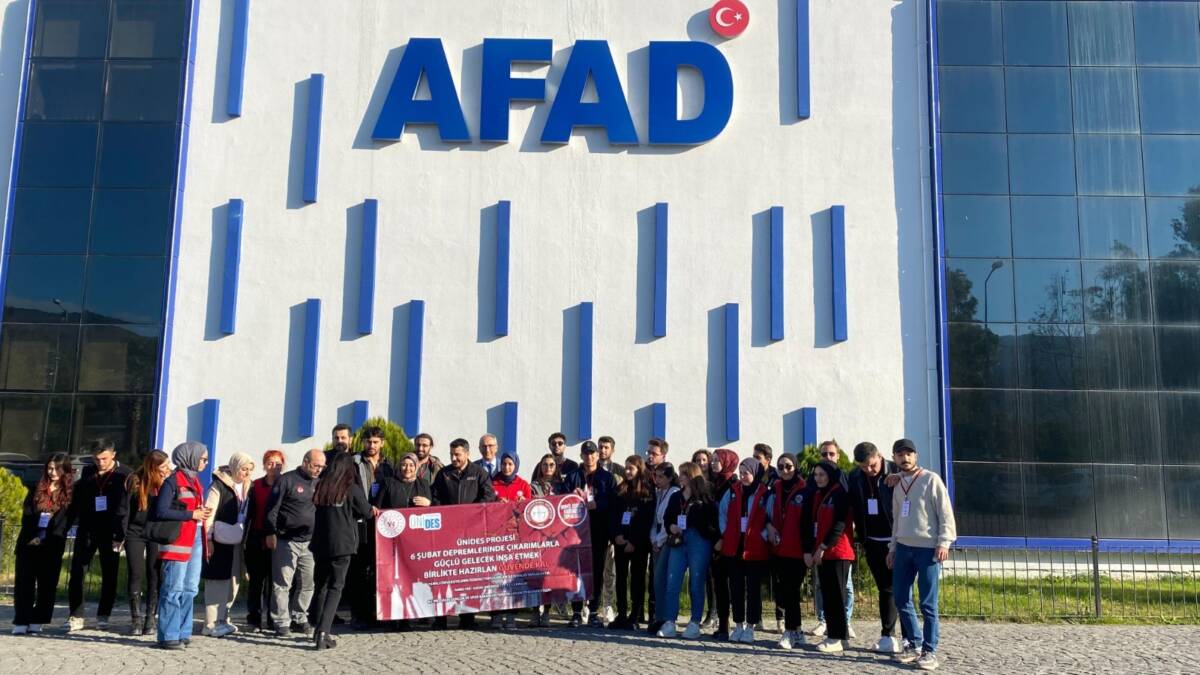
1095, 464, 1166, 539
939, 67, 1005, 132
89, 190, 172, 255
1137, 68, 1200, 134
1068, 1, 1135, 66
105, 62, 182, 122
1147, 197, 1200, 259
1165, 467, 1200, 539
1133, 2, 1200, 67
1152, 261, 1200, 324
1078, 197, 1147, 259
0, 323, 80, 392
32, 0, 110, 58
1160, 394, 1200, 466
949, 462, 1024, 537
1072, 67, 1139, 133
1019, 391, 1090, 463
946, 259, 1014, 323
1017, 323, 1085, 390
1084, 325, 1158, 390
1023, 463, 1096, 537
97, 124, 178, 189
70, 394, 154, 461
1002, 1, 1068, 66
1142, 136, 1200, 197
949, 322, 1017, 389
1, 255, 85, 323
1005, 67, 1072, 133
1014, 259, 1083, 323
8, 188, 91, 254
949, 389, 1019, 462
936, 1, 1003, 66
77, 324, 160, 393
944, 195, 1011, 258
109, 0, 187, 59
1082, 260, 1151, 324
26, 61, 104, 121
1011, 196, 1078, 257
17, 123, 98, 188
1157, 327, 1200, 391
941, 133, 1009, 194
1088, 392, 1160, 465
82, 256, 166, 325
0, 394, 73, 458
1074, 134, 1144, 196
1008, 134, 1076, 196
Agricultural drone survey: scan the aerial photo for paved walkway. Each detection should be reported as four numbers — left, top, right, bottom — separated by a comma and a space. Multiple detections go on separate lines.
0, 604, 1195, 673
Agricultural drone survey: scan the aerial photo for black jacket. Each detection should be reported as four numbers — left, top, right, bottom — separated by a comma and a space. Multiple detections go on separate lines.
562, 466, 617, 521
122, 476, 153, 542
431, 462, 496, 505
848, 460, 899, 542
662, 492, 720, 544
69, 463, 131, 543
309, 489, 372, 559
17, 489, 72, 547
610, 488, 654, 551
265, 467, 318, 541
375, 476, 432, 509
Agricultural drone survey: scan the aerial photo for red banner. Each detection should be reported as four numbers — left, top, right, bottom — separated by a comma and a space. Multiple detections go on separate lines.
375, 494, 593, 620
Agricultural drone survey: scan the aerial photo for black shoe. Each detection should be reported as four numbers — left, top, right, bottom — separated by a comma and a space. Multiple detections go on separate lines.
293, 621, 313, 636
567, 613, 583, 628
314, 630, 337, 650
712, 629, 729, 641
144, 615, 156, 635
646, 620, 663, 635
458, 615, 477, 630
332, 615, 346, 625
587, 614, 603, 628
607, 615, 628, 630
130, 621, 144, 637
432, 617, 448, 630
275, 627, 292, 638
158, 640, 184, 650
396, 620, 412, 632
350, 619, 372, 631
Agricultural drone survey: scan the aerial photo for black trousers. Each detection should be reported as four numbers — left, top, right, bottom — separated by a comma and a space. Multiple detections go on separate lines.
711, 553, 731, 630
244, 539, 272, 625
864, 539, 899, 636
68, 535, 120, 618
348, 524, 377, 624
770, 555, 804, 631
124, 537, 160, 621
817, 559, 853, 640
728, 558, 767, 625
312, 554, 352, 636
613, 546, 648, 622
14, 539, 66, 626
573, 526, 609, 613
646, 550, 657, 623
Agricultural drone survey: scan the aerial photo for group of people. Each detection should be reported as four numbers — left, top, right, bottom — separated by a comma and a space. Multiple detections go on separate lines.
10, 426, 956, 671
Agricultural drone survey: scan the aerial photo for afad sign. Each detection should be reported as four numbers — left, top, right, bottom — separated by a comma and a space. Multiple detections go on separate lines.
371, 38, 734, 147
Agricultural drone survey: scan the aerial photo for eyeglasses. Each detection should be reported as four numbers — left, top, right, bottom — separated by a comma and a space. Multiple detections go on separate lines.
551, 441, 565, 447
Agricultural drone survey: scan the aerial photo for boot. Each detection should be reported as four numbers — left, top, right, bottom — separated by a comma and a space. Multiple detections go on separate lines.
144, 610, 157, 636
129, 593, 144, 636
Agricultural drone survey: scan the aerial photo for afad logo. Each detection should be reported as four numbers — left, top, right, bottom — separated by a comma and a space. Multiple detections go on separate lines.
557, 494, 589, 527
523, 499, 556, 530
408, 512, 443, 532
376, 510, 407, 539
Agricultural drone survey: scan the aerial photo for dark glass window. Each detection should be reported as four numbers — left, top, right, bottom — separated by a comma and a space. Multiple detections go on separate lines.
1084, 325, 1158, 390
71, 394, 154, 458
9, 188, 91, 254
1014, 259, 1083, 323
949, 389, 1019, 462
97, 124, 178, 189
82, 256, 166, 324
936, 1, 1002, 66
1147, 197, 1200, 259
946, 259, 1014, 323
1095, 464, 1166, 539
109, 0, 187, 59
89, 189, 173, 255
26, 61, 104, 121
1083, 260, 1151, 324
105, 62, 182, 122
1152, 261, 1200, 324
1165, 467, 1200, 539
1142, 136, 1200, 198
1074, 134, 1144, 196
1157, 327, 1200, 391
1160, 394, 1200, 466
1017, 323, 1085, 390
1023, 463, 1095, 537
1011, 196, 1078, 258
1072, 67, 1139, 134
943, 195, 1011, 258
2, 255, 85, 323
0, 323, 80, 392
941, 133, 1009, 194
1078, 197, 1147, 259
1019, 391, 1090, 463
1004, 67, 1072, 133
77, 324, 160, 393
938, 67, 1005, 132
949, 462, 1024, 537
1068, 1, 1135, 67
1133, 2, 1200, 67
1088, 392, 1159, 465
0, 394, 73, 458
1008, 134, 1076, 196
17, 123, 98, 188
949, 322, 1017, 389
1002, 1, 1068, 67
32, 0, 110, 58
1138, 68, 1200, 134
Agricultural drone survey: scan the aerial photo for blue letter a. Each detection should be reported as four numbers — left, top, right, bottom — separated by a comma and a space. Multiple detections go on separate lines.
541, 40, 638, 145
372, 38, 470, 142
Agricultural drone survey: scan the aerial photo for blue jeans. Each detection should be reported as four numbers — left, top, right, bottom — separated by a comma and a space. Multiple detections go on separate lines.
664, 530, 713, 624
652, 547, 672, 623
157, 529, 203, 642
814, 567, 854, 623
892, 543, 940, 654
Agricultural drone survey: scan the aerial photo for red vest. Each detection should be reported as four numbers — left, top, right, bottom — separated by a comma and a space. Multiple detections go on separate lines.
161, 470, 205, 562
721, 482, 769, 561
770, 479, 806, 559
813, 484, 855, 561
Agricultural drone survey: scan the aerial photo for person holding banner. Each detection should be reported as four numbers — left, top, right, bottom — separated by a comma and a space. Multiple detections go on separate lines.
310, 453, 372, 650
716, 458, 770, 644
563, 440, 616, 627
529, 453, 567, 627
375, 454, 433, 510
490, 452, 531, 629
659, 462, 718, 639
350, 427, 395, 631
607, 455, 653, 631
431, 438, 496, 629
412, 433, 444, 484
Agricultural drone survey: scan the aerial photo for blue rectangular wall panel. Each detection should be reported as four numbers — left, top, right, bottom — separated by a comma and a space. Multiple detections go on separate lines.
770, 205, 784, 341
724, 303, 739, 441
405, 300, 425, 435
495, 200, 511, 337
579, 302, 594, 440
302, 73, 324, 203
502, 401, 518, 455
351, 400, 369, 429
651, 402, 666, 439
797, 0, 811, 120
219, 199, 243, 335
226, 0, 249, 116
801, 407, 817, 446
653, 202, 668, 338
200, 398, 219, 487
358, 199, 377, 335
830, 205, 848, 342
299, 298, 320, 437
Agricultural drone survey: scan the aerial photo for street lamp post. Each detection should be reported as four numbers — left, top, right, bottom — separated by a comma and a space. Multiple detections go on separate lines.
983, 260, 1004, 324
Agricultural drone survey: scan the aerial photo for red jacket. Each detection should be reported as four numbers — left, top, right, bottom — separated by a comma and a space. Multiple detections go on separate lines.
812, 484, 855, 561
160, 470, 205, 562
492, 475, 532, 503
770, 479, 806, 559
721, 482, 769, 561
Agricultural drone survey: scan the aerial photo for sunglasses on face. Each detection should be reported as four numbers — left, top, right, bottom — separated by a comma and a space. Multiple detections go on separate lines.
551, 441, 565, 447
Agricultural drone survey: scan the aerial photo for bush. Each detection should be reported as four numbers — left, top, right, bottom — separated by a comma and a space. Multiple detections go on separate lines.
323, 417, 414, 466
0, 466, 28, 578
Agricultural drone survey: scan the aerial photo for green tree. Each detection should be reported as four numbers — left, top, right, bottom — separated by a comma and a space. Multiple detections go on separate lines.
0, 466, 29, 578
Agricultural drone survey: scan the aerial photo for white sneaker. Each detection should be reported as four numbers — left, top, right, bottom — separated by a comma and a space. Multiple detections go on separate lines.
65, 617, 84, 632
739, 626, 755, 643
656, 620, 677, 638
847, 624, 857, 639
682, 622, 701, 639
816, 638, 844, 653
11, 625, 27, 635
873, 635, 901, 653
212, 622, 237, 638
28, 624, 42, 634
777, 630, 793, 649
916, 651, 940, 671
897, 645, 922, 664
729, 624, 745, 642
580, 606, 590, 624
809, 620, 826, 637
201, 625, 216, 637
602, 606, 615, 623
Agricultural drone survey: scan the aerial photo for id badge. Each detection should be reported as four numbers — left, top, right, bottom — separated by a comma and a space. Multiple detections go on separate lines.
621, 511, 633, 526
586, 487, 594, 503
38, 512, 51, 528
94, 496, 108, 512
901, 499, 911, 518
676, 515, 687, 530
739, 516, 748, 533
813, 523, 818, 537
867, 498, 879, 515
370, 482, 380, 499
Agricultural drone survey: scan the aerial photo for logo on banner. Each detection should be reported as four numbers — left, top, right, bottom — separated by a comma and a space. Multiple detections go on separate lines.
377, 510, 407, 538
408, 513, 443, 531
709, 0, 749, 38
557, 494, 588, 527
524, 499, 555, 529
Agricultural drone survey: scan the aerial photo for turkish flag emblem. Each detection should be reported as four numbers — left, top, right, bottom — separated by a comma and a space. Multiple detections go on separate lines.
709, 0, 749, 38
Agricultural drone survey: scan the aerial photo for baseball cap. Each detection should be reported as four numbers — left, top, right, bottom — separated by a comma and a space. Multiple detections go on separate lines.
580, 441, 598, 455
892, 438, 917, 453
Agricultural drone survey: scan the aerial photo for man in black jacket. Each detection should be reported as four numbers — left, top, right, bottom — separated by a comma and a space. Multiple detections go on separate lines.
548, 432, 579, 476
430, 438, 494, 629
265, 449, 325, 638
348, 426, 395, 630
563, 440, 617, 627
849, 441, 901, 653
65, 439, 130, 631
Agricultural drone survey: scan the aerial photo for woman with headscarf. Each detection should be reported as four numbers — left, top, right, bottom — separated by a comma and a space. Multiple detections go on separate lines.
765, 452, 807, 649
124, 450, 170, 636
374, 453, 433, 510
12, 454, 73, 634
487, 452, 530, 629
153, 441, 212, 649
716, 457, 769, 644
202, 451, 255, 637
801, 460, 856, 654
708, 448, 738, 640
309, 452, 371, 650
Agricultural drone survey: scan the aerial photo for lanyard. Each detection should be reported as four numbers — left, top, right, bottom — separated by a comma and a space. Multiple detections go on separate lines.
899, 469, 924, 499
96, 468, 116, 496
811, 484, 838, 522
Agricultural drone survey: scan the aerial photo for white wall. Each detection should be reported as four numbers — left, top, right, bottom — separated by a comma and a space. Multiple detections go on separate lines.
163, 0, 940, 473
